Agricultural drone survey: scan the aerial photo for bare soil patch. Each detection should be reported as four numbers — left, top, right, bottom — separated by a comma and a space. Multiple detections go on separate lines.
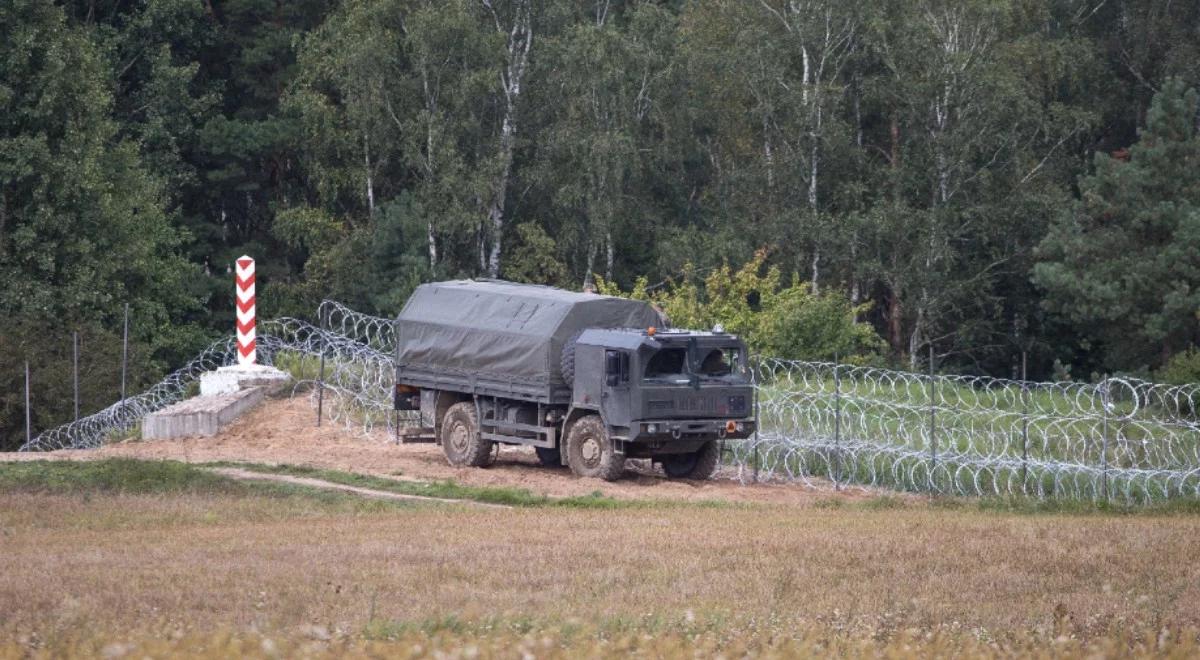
12, 396, 881, 506
205, 466, 510, 508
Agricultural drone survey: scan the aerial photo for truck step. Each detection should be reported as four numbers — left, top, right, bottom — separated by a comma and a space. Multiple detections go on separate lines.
399, 427, 438, 444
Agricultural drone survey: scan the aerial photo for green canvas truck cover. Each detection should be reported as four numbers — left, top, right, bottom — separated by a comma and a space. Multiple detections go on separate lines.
395, 279, 661, 385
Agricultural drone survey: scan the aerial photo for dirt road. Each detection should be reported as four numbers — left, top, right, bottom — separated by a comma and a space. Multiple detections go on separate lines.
9, 396, 879, 505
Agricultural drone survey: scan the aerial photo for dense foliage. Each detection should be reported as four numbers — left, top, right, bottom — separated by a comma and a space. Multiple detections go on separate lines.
2, 0, 1199, 447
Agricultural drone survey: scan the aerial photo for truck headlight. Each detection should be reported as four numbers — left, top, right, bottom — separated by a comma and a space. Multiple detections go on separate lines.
646, 423, 658, 434
736, 422, 745, 433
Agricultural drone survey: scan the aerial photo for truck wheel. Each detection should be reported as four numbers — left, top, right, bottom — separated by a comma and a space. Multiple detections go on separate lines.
565, 415, 623, 481
441, 402, 494, 467
661, 441, 721, 480
534, 446, 562, 467
559, 331, 583, 385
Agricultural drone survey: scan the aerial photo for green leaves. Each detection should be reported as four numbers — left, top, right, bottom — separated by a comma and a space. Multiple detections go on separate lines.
1035, 79, 1200, 370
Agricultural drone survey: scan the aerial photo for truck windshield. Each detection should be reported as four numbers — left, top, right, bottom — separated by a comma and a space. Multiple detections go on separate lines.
697, 347, 743, 378
643, 345, 746, 383
643, 348, 689, 382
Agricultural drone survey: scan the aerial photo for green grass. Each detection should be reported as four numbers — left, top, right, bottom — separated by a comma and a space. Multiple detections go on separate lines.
0, 459, 416, 511
271, 350, 323, 382
205, 461, 737, 510
0, 458, 236, 495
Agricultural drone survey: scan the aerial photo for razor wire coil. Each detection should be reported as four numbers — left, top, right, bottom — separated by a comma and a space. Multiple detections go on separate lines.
20, 304, 1200, 505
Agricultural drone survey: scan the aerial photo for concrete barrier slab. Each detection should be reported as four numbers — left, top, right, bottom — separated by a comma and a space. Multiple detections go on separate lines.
142, 387, 266, 440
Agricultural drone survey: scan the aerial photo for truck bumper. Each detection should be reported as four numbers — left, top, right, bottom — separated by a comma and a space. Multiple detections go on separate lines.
620, 418, 756, 456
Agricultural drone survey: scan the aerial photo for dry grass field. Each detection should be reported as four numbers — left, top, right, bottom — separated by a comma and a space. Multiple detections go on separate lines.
3, 399, 1200, 656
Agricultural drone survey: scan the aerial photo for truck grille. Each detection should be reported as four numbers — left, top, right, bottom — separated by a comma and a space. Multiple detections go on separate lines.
677, 394, 747, 416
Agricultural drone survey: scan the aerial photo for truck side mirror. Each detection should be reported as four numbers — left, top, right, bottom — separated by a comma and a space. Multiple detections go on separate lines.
605, 350, 621, 386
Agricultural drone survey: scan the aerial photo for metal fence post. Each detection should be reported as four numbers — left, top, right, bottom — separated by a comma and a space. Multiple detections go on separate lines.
833, 356, 842, 490
752, 372, 760, 484
73, 330, 80, 422
1101, 376, 1110, 502
928, 344, 937, 493
1020, 351, 1029, 495
316, 307, 327, 427
120, 303, 129, 403
25, 361, 32, 447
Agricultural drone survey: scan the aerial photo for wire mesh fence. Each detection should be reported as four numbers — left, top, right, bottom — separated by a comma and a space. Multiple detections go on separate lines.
19, 301, 1200, 505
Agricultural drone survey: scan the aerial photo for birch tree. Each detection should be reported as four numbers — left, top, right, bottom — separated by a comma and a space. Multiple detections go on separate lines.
868, 0, 1093, 365
539, 2, 674, 286
481, 0, 533, 277
755, 0, 858, 292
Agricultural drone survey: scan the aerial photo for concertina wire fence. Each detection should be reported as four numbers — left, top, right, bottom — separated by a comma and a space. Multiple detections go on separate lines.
19, 301, 1200, 505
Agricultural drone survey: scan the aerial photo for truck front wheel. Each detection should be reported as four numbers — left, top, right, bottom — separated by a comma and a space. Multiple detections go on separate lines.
565, 415, 623, 481
661, 441, 721, 480
441, 402, 494, 467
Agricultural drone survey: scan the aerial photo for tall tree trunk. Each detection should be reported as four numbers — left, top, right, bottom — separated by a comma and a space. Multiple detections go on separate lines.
763, 113, 774, 188
908, 305, 924, 370
887, 289, 904, 353
605, 230, 614, 282
849, 241, 859, 308
483, 0, 533, 278
811, 251, 820, 294
854, 75, 863, 148
583, 239, 597, 289
363, 134, 375, 218
485, 114, 514, 277
427, 220, 437, 270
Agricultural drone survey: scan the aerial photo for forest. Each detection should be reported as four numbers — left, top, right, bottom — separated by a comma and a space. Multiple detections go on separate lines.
2, 0, 1200, 448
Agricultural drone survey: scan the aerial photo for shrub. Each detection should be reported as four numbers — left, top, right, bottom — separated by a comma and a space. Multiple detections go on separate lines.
596, 250, 883, 361
1158, 346, 1200, 385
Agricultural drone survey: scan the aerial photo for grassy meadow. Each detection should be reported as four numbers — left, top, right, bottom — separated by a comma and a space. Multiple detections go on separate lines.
2, 459, 1200, 657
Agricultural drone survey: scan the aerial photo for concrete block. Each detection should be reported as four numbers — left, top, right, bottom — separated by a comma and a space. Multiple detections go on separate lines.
142, 387, 266, 440
200, 364, 290, 397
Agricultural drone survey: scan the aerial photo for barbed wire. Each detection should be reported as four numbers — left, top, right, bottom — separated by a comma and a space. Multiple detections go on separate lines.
317, 299, 396, 354
19, 336, 239, 451
732, 360, 1200, 504
18, 315, 399, 452
19, 303, 1200, 505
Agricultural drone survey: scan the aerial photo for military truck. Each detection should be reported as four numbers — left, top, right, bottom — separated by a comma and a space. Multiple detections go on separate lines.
393, 279, 755, 480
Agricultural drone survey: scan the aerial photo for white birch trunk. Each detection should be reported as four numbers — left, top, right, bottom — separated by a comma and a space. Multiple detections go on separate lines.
483, 0, 533, 278
427, 220, 437, 270
605, 230, 614, 282
364, 133, 375, 218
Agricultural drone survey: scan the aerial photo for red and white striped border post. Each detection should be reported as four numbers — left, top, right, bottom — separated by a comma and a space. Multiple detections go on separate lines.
235, 256, 256, 365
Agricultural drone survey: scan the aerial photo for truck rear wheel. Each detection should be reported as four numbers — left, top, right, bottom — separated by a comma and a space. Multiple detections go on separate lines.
661, 441, 721, 480
565, 415, 623, 481
441, 402, 494, 467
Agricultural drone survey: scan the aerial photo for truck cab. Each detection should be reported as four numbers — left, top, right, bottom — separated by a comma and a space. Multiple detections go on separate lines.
565, 328, 755, 478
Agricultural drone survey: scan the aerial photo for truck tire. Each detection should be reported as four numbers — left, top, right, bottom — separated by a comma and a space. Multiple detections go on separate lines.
441, 402, 494, 467
661, 441, 721, 480
559, 331, 583, 385
565, 415, 623, 481
534, 446, 562, 467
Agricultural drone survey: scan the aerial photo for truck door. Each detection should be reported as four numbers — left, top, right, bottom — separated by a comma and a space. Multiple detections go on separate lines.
602, 350, 632, 431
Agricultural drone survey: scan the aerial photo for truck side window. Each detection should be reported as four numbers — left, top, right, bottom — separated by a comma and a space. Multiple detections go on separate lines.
605, 350, 631, 386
